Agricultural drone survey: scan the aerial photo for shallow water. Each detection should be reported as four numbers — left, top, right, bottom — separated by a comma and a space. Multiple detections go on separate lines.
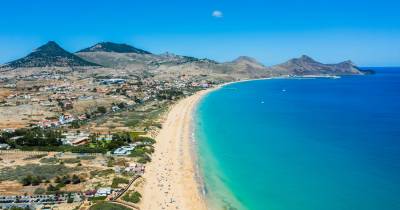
195, 68, 400, 210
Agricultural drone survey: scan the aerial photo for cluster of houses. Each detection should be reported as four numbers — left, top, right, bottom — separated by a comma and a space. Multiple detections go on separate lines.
123, 163, 145, 175
84, 187, 113, 197
113, 141, 151, 156
99, 78, 126, 85
62, 132, 116, 146
113, 145, 135, 156
62, 131, 90, 146
35, 113, 86, 128
1, 70, 215, 130
0, 193, 83, 208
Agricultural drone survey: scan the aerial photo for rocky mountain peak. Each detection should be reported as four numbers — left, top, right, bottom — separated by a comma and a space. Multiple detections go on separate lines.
1, 41, 100, 68
77, 42, 152, 54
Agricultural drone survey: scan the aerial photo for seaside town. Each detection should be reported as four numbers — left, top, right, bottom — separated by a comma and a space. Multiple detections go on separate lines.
1, 0, 397, 209
0, 39, 367, 210
0, 64, 215, 209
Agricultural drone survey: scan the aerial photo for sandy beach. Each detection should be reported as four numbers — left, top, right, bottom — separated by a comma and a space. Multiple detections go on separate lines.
140, 88, 215, 210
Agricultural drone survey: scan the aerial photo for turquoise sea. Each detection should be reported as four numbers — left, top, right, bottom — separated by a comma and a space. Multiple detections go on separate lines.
194, 67, 400, 210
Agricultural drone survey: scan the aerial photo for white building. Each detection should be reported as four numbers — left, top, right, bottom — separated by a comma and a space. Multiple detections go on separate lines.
0, 143, 10, 150
62, 132, 90, 145
113, 145, 135, 156
95, 187, 112, 197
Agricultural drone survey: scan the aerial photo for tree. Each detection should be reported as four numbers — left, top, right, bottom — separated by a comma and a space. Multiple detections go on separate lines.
117, 102, 126, 109
31, 176, 42, 186
61, 175, 71, 184
72, 174, 81, 184
122, 191, 142, 203
97, 106, 107, 114
54, 176, 61, 183
21, 175, 32, 186
70, 121, 81, 129
67, 197, 74, 203
47, 184, 59, 192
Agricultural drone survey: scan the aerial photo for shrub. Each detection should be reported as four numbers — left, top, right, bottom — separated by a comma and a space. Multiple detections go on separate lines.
89, 202, 130, 210
62, 158, 81, 164
0, 164, 75, 182
129, 148, 146, 157
97, 106, 107, 114
23, 154, 47, 160
21, 175, 33, 186
34, 187, 46, 195
88, 196, 107, 202
46, 184, 59, 193
134, 136, 156, 144
90, 169, 114, 178
72, 174, 81, 184
122, 191, 141, 203
111, 177, 129, 188
78, 156, 96, 160
67, 197, 74, 203
39, 157, 58, 164
31, 176, 42, 186
20, 175, 42, 186
137, 154, 151, 164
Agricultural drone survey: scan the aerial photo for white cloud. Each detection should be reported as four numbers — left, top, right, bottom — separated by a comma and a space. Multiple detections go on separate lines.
212, 10, 223, 18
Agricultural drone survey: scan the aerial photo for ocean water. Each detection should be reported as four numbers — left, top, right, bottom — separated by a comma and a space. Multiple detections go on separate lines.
194, 68, 400, 210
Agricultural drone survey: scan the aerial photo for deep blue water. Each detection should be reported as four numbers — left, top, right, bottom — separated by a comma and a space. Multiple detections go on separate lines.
195, 68, 400, 210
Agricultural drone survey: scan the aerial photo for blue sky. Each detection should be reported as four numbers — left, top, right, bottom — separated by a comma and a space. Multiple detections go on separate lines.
0, 0, 399, 66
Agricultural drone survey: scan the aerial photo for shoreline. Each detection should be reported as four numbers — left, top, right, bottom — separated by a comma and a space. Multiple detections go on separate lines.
139, 75, 344, 210
139, 87, 217, 210
139, 78, 281, 210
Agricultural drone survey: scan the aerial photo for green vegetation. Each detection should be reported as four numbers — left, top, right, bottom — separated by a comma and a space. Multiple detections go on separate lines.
89, 202, 130, 210
46, 175, 83, 194
156, 89, 184, 100
6, 206, 31, 210
67, 197, 74, 203
54, 174, 83, 185
70, 120, 84, 129
62, 158, 81, 164
90, 169, 114, 178
46, 184, 60, 194
122, 191, 142, 203
40, 157, 58, 164
133, 136, 156, 144
0, 128, 136, 153
0, 128, 108, 153
78, 156, 96, 160
137, 155, 151, 164
122, 104, 168, 129
111, 177, 129, 188
23, 154, 47, 160
0, 164, 75, 181
88, 196, 106, 201
0, 127, 62, 147
20, 175, 42, 186
34, 187, 46, 195
97, 106, 107, 114
106, 157, 128, 167
18, 145, 107, 153
129, 143, 154, 164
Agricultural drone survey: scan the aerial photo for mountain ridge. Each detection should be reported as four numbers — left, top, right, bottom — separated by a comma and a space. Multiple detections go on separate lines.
77, 42, 152, 54
1, 41, 367, 78
1, 41, 100, 68
269, 55, 362, 75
